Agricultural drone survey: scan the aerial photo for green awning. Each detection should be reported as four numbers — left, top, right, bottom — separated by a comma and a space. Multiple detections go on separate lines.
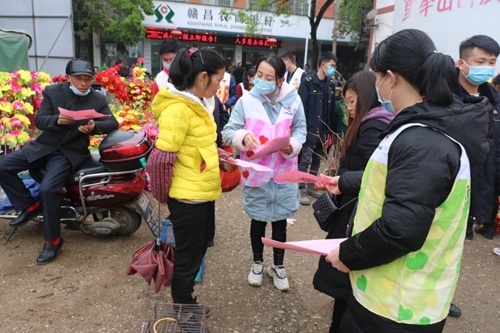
0, 29, 32, 72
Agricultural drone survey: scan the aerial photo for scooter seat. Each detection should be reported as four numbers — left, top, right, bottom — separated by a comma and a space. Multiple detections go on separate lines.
30, 154, 107, 185
66, 154, 107, 185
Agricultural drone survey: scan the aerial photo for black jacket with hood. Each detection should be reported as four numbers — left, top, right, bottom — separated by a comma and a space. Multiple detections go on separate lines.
454, 79, 500, 222
313, 107, 394, 302
336, 95, 491, 333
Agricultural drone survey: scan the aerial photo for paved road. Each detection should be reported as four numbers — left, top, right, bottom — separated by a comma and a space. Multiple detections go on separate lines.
0, 190, 499, 332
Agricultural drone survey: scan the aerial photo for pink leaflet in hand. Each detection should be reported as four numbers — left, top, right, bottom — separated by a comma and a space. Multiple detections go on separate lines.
249, 134, 290, 160
222, 158, 274, 172
275, 170, 335, 184
262, 237, 347, 256
58, 107, 110, 120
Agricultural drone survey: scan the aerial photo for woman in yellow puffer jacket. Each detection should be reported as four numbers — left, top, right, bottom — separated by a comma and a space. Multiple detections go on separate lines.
147, 47, 235, 310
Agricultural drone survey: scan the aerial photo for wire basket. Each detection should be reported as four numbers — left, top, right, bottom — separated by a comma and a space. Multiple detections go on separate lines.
145, 303, 208, 333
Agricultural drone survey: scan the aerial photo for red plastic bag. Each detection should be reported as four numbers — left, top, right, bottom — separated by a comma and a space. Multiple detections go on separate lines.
220, 146, 240, 192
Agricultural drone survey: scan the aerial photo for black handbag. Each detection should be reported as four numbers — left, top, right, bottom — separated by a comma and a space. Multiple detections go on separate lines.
312, 193, 356, 232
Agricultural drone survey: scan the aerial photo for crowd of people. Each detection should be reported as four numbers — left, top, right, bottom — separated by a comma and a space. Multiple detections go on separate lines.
146, 31, 500, 333
1, 28, 499, 333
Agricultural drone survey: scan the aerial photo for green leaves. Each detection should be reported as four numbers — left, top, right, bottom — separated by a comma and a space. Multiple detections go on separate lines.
73, 0, 155, 45
337, 0, 372, 48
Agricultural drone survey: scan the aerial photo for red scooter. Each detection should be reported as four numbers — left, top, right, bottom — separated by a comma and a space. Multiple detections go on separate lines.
1, 130, 160, 243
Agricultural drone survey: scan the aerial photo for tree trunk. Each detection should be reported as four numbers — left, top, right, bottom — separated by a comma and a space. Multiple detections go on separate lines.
74, 32, 81, 59
310, 0, 336, 68
311, 30, 320, 69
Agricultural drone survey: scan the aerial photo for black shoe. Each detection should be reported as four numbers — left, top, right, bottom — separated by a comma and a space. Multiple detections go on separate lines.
474, 225, 495, 240
207, 240, 214, 247
448, 303, 462, 318
36, 238, 64, 265
9, 205, 42, 228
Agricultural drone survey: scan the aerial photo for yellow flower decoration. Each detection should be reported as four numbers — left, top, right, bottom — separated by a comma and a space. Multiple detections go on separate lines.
14, 114, 31, 126
22, 102, 34, 114
18, 70, 32, 83
38, 72, 51, 81
0, 72, 11, 81
17, 131, 30, 145
0, 83, 11, 91
0, 101, 13, 114
21, 87, 36, 99
1, 117, 12, 130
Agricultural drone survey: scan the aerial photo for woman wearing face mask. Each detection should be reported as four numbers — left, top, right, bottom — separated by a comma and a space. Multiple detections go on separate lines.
236, 67, 256, 99
321, 29, 491, 332
313, 70, 395, 333
223, 55, 306, 291
147, 48, 236, 311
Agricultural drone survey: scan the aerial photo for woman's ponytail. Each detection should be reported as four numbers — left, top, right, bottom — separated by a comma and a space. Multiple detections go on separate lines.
169, 48, 191, 91
169, 47, 225, 91
414, 52, 457, 106
370, 29, 458, 107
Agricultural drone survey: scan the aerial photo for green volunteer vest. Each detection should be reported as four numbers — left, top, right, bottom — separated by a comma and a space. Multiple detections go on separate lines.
350, 123, 471, 325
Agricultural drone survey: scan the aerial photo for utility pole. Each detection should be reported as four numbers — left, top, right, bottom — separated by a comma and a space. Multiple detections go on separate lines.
303, 0, 312, 68
332, 0, 341, 55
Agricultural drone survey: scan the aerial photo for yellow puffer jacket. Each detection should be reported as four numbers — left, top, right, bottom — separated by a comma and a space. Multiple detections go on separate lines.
152, 84, 221, 201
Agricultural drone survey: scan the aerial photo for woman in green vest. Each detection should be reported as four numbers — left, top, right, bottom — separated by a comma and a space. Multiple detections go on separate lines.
320, 29, 491, 332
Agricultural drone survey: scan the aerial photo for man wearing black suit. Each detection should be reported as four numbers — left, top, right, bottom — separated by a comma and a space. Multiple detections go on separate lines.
0, 59, 118, 264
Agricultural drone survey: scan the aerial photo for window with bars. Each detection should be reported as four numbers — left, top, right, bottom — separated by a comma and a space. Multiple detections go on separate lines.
201, 0, 234, 7
248, 0, 275, 12
248, 0, 307, 16
290, 0, 308, 16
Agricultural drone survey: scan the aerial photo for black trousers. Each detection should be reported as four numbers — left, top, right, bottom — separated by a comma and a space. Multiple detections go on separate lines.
0, 150, 71, 241
250, 219, 287, 266
168, 198, 214, 304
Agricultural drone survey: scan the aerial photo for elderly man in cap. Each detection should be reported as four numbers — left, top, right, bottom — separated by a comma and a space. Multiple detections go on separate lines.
152, 38, 183, 96
0, 58, 118, 264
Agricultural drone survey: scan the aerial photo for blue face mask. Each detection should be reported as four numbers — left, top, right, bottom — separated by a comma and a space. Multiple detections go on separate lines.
163, 62, 170, 70
253, 77, 276, 95
69, 84, 91, 96
376, 74, 396, 114
462, 61, 495, 86
325, 65, 336, 77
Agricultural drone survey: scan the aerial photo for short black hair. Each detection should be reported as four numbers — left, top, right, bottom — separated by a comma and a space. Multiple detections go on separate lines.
459, 35, 500, 59
493, 74, 500, 86
318, 52, 338, 67
160, 38, 182, 55
279, 51, 295, 63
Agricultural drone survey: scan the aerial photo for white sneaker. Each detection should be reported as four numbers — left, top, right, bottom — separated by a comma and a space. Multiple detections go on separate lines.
493, 247, 500, 256
267, 264, 289, 291
248, 261, 264, 286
